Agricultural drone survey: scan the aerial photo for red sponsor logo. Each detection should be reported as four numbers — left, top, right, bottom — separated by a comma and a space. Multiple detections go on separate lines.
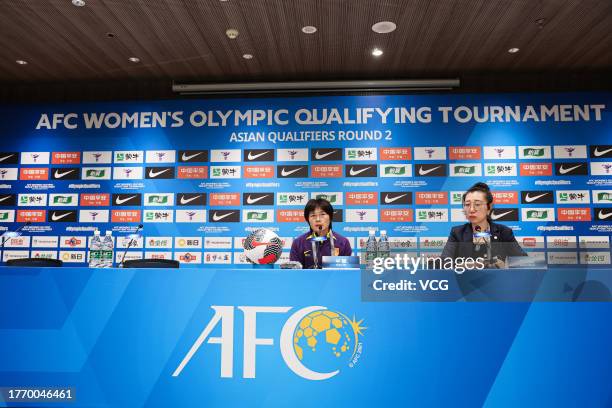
209, 193, 240, 206
346, 192, 378, 205
177, 166, 208, 179
244, 165, 274, 179
52, 152, 81, 164
522, 237, 537, 247
64, 237, 82, 247
111, 210, 142, 223
19, 168, 49, 180
380, 147, 411, 161
381, 209, 413, 222
520, 163, 552, 176
311, 165, 342, 178
277, 210, 303, 223
449, 146, 482, 160
150, 253, 168, 260
17, 210, 46, 223
557, 208, 591, 222
416, 192, 448, 205
179, 252, 198, 263
80, 193, 110, 206
492, 191, 519, 205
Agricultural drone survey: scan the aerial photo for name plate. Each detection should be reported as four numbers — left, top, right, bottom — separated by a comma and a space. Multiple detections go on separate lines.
322, 256, 360, 269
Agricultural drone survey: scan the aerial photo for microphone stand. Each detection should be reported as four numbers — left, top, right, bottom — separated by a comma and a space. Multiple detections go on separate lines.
119, 224, 143, 268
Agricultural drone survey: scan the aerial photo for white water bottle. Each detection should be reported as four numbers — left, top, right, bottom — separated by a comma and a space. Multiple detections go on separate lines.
102, 230, 114, 268
365, 230, 378, 266
89, 230, 101, 268
378, 230, 390, 259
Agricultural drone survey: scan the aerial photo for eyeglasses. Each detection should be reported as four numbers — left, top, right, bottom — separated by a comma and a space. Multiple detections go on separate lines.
463, 201, 486, 210
308, 212, 329, 220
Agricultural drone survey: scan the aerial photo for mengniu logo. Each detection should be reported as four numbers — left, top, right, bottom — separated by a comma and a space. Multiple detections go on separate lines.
173, 306, 366, 380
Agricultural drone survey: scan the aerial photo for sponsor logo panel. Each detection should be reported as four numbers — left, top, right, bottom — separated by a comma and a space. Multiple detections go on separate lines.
112, 166, 143, 180
111, 210, 142, 223
519, 163, 552, 176
31, 236, 59, 248
244, 165, 274, 178
590, 162, 612, 176
0, 152, 19, 164
175, 237, 202, 249
210, 166, 241, 179
82, 151, 112, 164
78, 209, 110, 223
16, 210, 46, 223
174, 252, 202, 264
519, 145, 551, 159
578, 236, 610, 249
144, 193, 174, 206
31, 250, 58, 260
4, 236, 31, 248
20, 168, 49, 180
278, 165, 309, 178
80, 193, 110, 206
379, 164, 411, 177
416, 209, 449, 222
594, 208, 612, 221
418, 237, 447, 249
60, 236, 86, 249
211, 149, 241, 162
515, 236, 545, 249
145, 150, 176, 163
415, 192, 448, 205
380, 192, 412, 205
553, 145, 587, 159
590, 145, 612, 159
179, 150, 209, 163
490, 208, 519, 221
483, 146, 516, 160
415, 164, 447, 177
312, 165, 343, 178
203, 252, 233, 264
145, 166, 175, 179
178, 166, 208, 179
244, 149, 275, 162
143, 210, 174, 223
21, 152, 50, 164
176, 209, 206, 223
242, 209, 274, 223
381, 209, 413, 222
209, 210, 241, 223
51, 168, 80, 180
114, 151, 143, 163
492, 191, 518, 205
145, 237, 173, 249
546, 236, 577, 249
557, 207, 591, 222
116, 236, 144, 249
311, 148, 342, 161
49, 194, 79, 207
277, 192, 308, 206
0, 168, 18, 180
243, 193, 274, 206
112, 193, 142, 206
450, 163, 482, 177
580, 252, 611, 265
346, 209, 378, 222
59, 251, 86, 263
346, 192, 378, 205
0, 210, 16, 222
82, 167, 111, 180
554, 162, 589, 176
277, 210, 304, 222
379, 147, 411, 160
547, 252, 578, 265
177, 193, 206, 206
485, 163, 517, 176
277, 148, 308, 162
0, 194, 17, 206
449, 146, 481, 160
450, 208, 467, 222
592, 190, 612, 204
520, 191, 554, 204
556, 190, 590, 204
3, 250, 30, 262
48, 210, 77, 222
521, 208, 555, 221
209, 193, 240, 206
414, 147, 446, 160
345, 148, 378, 161
204, 237, 233, 249
144, 251, 173, 260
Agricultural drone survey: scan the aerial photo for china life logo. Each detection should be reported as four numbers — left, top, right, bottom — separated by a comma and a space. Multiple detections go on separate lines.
173, 306, 365, 380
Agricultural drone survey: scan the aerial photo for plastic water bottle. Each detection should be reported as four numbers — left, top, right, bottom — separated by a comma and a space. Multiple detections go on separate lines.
101, 230, 114, 268
378, 230, 390, 259
89, 230, 101, 268
365, 230, 378, 267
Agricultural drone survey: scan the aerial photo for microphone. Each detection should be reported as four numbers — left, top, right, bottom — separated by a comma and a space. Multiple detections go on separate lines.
1, 221, 32, 249
119, 224, 143, 268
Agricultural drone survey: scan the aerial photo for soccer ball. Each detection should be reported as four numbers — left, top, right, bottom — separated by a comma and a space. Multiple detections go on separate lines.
243, 228, 284, 264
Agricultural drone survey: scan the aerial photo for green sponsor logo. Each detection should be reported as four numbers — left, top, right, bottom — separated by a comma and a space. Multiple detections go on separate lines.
53, 196, 73, 204
19, 196, 28, 204
452, 193, 463, 204
86, 169, 106, 178
417, 210, 427, 220
212, 168, 221, 177
315, 194, 337, 203
454, 166, 476, 175
385, 166, 406, 175
347, 150, 357, 159
145, 212, 154, 221
527, 210, 548, 219
247, 211, 268, 221
148, 195, 168, 204
486, 165, 496, 175
116, 153, 125, 162
0, 212, 9, 220
558, 193, 568, 202
278, 194, 289, 204
523, 148, 544, 157
597, 192, 612, 202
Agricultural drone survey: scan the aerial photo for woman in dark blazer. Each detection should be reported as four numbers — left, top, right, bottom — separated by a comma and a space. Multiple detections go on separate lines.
441, 182, 526, 267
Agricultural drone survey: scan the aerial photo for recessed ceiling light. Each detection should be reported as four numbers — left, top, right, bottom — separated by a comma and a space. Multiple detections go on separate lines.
16, 60, 28, 65
372, 48, 383, 57
242, 54, 253, 60
128, 57, 140, 63
508, 47, 520, 53
372, 21, 397, 34
72, 0, 86, 7
226, 29, 239, 39
301, 26, 317, 34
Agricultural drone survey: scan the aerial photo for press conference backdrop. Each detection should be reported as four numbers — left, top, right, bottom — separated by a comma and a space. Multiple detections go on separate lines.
0, 92, 610, 266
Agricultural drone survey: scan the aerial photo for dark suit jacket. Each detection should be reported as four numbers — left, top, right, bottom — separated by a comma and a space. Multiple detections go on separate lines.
440, 221, 527, 260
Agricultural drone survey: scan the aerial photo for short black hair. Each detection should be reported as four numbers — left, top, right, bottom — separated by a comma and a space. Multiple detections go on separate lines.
304, 198, 334, 230
462, 182, 494, 215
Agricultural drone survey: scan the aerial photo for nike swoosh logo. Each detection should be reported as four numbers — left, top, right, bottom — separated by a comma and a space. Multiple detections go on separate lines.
559, 164, 582, 174
0, 196, 11, 202
51, 212, 73, 221
181, 152, 204, 161
281, 167, 303, 176
315, 150, 337, 159
525, 193, 548, 203
180, 195, 201, 204
115, 195, 137, 205
246, 195, 269, 204
0, 155, 14, 162
384, 194, 407, 203
594, 147, 612, 157
148, 168, 170, 178
418, 166, 441, 175
491, 210, 514, 220
212, 212, 235, 221
599, 210, 612, 220
349, 166, 372, 176
54, 169, 75, 179
247, 151, 269, 160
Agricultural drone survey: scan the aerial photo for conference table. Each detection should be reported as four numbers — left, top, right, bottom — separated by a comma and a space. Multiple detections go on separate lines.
1, 266, 611, 408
